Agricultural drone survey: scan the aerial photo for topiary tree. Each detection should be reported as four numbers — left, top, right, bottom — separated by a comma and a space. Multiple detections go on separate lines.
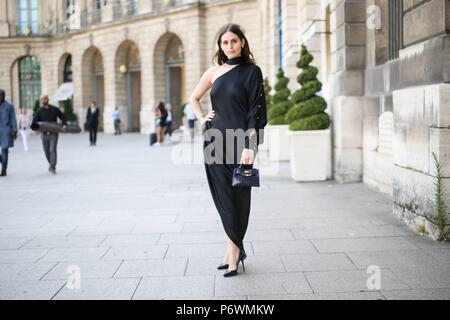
286, 45, 330, 130
267, 68, 292, 125
263, 77, 272, 110
179, 102, 187, 120
63, 98, 77, 122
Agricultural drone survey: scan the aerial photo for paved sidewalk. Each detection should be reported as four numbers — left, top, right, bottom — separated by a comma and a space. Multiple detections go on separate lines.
0, 132, 449, 300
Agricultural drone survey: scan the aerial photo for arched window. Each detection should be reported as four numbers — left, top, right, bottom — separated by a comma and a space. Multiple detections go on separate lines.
19, 56, 41, 109
17, 0, 39, 35
165, 37, 184, 63
63, 55, 73, 82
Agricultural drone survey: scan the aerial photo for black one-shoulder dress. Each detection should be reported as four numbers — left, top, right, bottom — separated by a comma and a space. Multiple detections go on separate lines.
203, 62, 266, 254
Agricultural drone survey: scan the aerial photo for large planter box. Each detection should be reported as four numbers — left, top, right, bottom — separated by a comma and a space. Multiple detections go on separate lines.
287, 129, 330, 181
268, 124, 290, 161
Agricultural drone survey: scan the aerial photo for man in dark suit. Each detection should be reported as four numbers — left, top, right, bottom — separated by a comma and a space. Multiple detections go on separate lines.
86, 101, 100, 146
0, 89, 18, 177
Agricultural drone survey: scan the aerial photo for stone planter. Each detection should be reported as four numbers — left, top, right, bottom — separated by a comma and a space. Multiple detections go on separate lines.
268, 124, 290, 161
287, 129, 330, 181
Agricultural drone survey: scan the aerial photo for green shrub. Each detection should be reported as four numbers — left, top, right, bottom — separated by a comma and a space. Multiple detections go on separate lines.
291, 80, 322, 104
432, 152, 450, 241
285, 96, 327, 123
287, 45, 330, 131
272, 88, 291, 105
263, 77, 272, 110
267, 68, 292, 125
268, 101, 291, 119
63, 98, 77, 122
297, 66, 318, 85
269, 116, 288, 125
297, 47, 313, 68
179, 103, 187, 119
274, 78, 289, 91
288, 112, 331, 131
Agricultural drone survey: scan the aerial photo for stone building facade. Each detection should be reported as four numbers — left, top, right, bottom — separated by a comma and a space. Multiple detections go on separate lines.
0, 0, 449, 238
280, 0, 449, 238
0, 0, 279, 133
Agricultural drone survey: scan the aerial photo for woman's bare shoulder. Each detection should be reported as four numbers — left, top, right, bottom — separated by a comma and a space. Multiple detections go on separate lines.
198, 66, 219, 84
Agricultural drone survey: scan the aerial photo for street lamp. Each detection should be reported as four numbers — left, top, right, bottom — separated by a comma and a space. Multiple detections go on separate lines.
119, 65, 128, 74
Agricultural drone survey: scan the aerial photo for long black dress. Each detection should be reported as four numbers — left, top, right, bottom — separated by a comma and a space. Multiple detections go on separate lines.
203, 59, 266, 254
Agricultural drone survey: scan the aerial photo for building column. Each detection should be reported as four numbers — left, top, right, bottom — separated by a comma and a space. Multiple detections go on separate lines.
328, 0, 366, 182
259, 0, 279, 81
72, 51, 84, 122
139, 42, 155, 134
281, 0, 299, 92
102, 54, 118, 133
0, 0, 9, 37
184, 12, 208, 111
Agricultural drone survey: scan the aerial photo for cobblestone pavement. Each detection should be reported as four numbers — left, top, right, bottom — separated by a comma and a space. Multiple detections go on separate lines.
0, 132, 449, 300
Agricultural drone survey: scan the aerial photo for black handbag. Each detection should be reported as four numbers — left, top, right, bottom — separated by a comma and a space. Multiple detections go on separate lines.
232, 164, 260, 187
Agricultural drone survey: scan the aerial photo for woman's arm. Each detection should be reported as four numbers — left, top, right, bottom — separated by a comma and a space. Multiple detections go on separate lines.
241, 66, 267, 165
190, 66, 217, 124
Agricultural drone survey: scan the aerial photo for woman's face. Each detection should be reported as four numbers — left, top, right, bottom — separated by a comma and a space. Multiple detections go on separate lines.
220, 31, 245, 60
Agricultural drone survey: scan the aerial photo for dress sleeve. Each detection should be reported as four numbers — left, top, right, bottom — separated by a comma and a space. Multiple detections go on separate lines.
245, 65, 267, 149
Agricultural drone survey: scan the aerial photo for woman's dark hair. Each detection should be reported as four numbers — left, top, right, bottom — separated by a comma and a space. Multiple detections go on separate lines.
155, 101, 167, 116
212, 23, 255, 65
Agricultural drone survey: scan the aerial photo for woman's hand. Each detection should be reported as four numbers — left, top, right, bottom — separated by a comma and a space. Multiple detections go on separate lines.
200, 110, 215, 125
240, 148, 255, 165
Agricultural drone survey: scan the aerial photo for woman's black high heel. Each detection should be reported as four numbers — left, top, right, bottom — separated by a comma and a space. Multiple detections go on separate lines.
217, 263, 228, 270
223, 251, 246, 277
217, 250, 247, 270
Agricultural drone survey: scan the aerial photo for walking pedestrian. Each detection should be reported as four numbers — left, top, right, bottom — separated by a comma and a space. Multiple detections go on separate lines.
165, 103, 174, 140
31, 95, 67, 174
112, 107, 121, 135
86, 101, 100, 146
0, 89, 18, 176
183, 102, 197, 143
154, 101, 167, 146
17, 107, 32, 152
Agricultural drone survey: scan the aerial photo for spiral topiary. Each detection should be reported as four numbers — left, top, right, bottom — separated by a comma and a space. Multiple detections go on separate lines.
286, 45, 331, 131
268, 68, 292, 125
263, 77, 272, 110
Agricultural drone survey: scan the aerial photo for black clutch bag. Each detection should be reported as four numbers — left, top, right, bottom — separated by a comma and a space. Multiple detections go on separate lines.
232, 164, 260, 187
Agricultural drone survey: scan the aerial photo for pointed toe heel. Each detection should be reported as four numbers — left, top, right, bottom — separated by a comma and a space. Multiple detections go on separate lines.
223, 268, 238, 277
217, 263, 229, 270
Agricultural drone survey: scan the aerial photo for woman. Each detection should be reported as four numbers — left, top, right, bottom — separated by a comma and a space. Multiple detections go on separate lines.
86, 101, 100, 146
190, 23, 267, 277
164, 103, 173, 140
154, 101, 168, 146
17, 107, 31, 152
